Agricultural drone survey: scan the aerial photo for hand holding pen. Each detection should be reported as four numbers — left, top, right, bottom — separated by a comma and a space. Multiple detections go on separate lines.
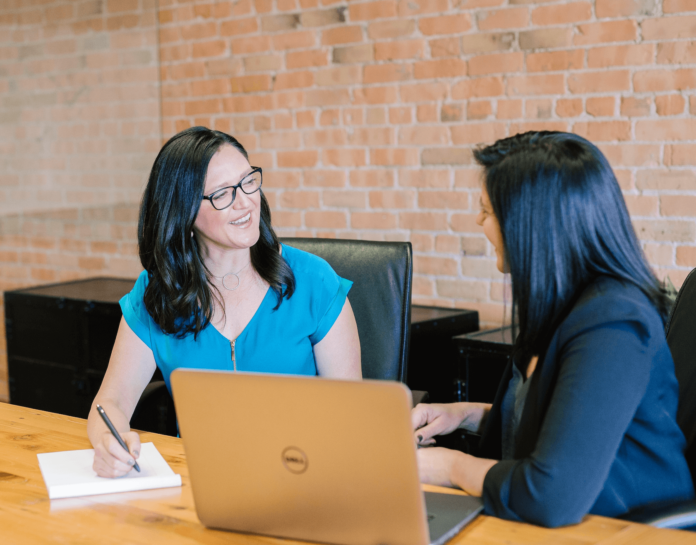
93, 404, 141, 477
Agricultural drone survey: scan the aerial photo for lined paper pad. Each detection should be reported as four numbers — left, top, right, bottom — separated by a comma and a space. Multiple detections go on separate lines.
37, 442, 182, 499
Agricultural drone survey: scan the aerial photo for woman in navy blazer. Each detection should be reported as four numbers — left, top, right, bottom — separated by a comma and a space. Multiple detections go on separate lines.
412, 131, 695, 527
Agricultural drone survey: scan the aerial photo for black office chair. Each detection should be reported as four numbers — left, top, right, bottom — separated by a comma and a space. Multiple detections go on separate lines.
131, 238, 417, 436
621, 267, 696, 530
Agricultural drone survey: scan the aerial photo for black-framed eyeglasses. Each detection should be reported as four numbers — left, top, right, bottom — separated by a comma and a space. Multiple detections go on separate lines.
202, 167, 263, 211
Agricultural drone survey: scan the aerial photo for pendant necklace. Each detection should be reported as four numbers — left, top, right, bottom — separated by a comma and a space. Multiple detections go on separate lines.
211, 261, 251, 291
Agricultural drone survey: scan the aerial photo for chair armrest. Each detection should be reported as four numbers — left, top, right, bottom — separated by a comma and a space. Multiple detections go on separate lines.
620, 499, 696, 530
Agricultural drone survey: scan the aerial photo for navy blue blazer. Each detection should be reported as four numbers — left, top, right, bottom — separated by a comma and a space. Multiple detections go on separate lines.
479, 277, 695, 527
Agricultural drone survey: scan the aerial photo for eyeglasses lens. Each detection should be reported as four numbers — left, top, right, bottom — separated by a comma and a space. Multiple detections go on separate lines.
211, 171, 262, 210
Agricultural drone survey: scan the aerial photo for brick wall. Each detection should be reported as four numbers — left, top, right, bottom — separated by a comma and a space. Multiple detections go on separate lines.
158, 0, 696, 322
3, 1, 696, 401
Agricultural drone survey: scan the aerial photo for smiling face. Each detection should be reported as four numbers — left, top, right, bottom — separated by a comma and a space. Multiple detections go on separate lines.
193, 144, 261, 256
476, 184, 506, 273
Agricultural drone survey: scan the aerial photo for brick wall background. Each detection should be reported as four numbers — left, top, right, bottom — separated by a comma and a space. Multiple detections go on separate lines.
2, 0, 696, 402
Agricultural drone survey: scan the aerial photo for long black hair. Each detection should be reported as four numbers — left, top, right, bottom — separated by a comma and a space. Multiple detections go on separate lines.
473, 131, 670, 366
139, 126, 295, 338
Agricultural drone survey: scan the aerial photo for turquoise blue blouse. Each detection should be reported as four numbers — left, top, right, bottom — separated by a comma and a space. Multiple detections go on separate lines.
120, 244, 352, 392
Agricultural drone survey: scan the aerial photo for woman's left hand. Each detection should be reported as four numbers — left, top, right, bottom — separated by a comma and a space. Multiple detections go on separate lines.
417, 447, 466, 488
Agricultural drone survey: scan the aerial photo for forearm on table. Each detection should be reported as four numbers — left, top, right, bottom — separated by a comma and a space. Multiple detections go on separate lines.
450, 452, 499, 496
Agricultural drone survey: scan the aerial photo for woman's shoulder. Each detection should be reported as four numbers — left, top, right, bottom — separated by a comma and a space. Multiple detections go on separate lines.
280, 243, 337, 280
562, 276, 664, 341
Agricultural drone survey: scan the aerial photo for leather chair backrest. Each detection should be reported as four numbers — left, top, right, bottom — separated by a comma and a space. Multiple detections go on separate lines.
665, 267, 696, 488
281, 238, 413, 382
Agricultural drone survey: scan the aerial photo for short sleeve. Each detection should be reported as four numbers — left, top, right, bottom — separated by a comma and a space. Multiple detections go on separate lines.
119, 270, 154, 349
310, 275, 353, 345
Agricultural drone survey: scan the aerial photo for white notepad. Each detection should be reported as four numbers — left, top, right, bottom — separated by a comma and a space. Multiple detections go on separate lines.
37, 442, 182, 499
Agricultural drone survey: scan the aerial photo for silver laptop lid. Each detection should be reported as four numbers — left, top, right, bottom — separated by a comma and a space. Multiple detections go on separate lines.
171, 370, 430, 545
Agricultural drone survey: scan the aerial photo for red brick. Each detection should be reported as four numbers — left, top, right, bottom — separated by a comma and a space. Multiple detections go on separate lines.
260, 131, 302, 149
400, 169, 450, 188
452, 77, 504, 98
369, 190, 416, 208
621, 96, 651, 117
665, 144, 696, 166
419, 14, 472, 35
348, 1, 397, 21
399, 126, 449, 146
430, 38, 461, 57
527, 50, 584, 72
220, 17, 258, 36
348, 127, 394, 146
556, 98, 582, 118
418, 191, 469, 209
574, 21, 637, 45
192, 40, 226, 58
277, 150, 318, 167
573, 121, 631, 142
587, 44, 654, 68
184, 98, 221, 115
586, 97, 615, 117
230, 75, 272, 93
507, 74, 565, 96
274, 71, 314, 90
398, 0, 448, 15
624, 195, 659, 217
287, 49, 329, 68
371, 148, 419, 166
273, 31, 316, 50
665, 0, 696, 13
595, 0, 655, 17
321, 25, 363, 45
498, 99, 523, 119
677, 246, 696, 267
323, 191, 366, 208
400, 82, 448, 102
223, 95, 274, 113
636, 169, 696, 190
449, 213, 479, 233
656, 94, 686, 116
265, 171, 302, 188
280, 191, 320, 208
441, 103, 464, 122
462, 32, 515, 53
350, 170, 394, 187
306, 211, 347, 229
414, 256, 458, 276
634, 69, 696, 92
469, 52, 523, 76
532, 2, 592, 25
368, 19, 416, 40
333, 44, 374, 63
641, 16, 696, 40
364, 63, 413, 83
417, 104, 438, 122
375, 40, 425, 60
568, 70, 630, 94
422, 148, 473, 165
477, 8, 529, 30
510, 121, 570, 134
519, 28, 572, 50
469, 100, 493, 120
315, 66, 362, 86
661, 196, 696, 217
451, 123, 506, 145
230, 36, 271, 54
414, 58, 467, 79
323, 149, 367, 166
657, 41, 696, 64
400, 212, 448, 230
302, 170, 345, 187
351, 212, 397, 229
353, 86, 398, 104
525, 99, 553, 119
243, 54, 283, 72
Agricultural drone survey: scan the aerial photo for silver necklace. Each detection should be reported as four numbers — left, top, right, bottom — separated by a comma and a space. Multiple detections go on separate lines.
211, 261, 251, 291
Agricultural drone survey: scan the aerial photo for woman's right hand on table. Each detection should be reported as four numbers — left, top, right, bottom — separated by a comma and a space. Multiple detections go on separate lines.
92, 430, 141, 478
411, 402, 491, 446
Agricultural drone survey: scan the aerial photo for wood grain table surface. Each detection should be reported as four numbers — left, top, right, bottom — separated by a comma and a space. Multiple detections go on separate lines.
1, 402, 694, 545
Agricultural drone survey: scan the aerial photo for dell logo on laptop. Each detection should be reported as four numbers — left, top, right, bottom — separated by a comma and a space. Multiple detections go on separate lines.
282, 447, 308, 474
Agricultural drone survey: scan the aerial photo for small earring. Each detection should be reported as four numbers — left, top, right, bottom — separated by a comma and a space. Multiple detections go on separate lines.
191, 231, 194, 238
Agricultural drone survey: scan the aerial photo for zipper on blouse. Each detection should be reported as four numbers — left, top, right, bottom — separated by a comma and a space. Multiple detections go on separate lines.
231, 339, 237, 372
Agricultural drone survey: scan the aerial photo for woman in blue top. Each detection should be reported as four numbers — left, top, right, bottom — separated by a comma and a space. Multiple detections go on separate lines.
412, 132, 694, 526
87, 127, 361, 478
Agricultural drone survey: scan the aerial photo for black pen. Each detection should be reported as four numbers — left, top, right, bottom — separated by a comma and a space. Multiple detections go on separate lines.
96, 404, 140, 472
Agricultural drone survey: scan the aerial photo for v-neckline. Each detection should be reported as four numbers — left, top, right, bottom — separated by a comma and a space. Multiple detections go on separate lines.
209, 285, 273, 343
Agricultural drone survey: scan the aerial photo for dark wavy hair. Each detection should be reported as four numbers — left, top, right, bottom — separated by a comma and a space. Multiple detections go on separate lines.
139, 126, 295, 338
473, 131, 671, 367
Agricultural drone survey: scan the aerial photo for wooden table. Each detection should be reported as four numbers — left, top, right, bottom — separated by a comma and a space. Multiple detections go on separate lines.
1, 402, 694, 545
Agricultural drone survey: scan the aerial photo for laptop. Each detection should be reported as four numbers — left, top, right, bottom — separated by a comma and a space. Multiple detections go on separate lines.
170, 370, 483, 545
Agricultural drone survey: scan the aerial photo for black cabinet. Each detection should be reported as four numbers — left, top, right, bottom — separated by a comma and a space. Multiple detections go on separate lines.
407, 306, 479, 403
4, 277, 152, 418
452, 326, 514, 403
